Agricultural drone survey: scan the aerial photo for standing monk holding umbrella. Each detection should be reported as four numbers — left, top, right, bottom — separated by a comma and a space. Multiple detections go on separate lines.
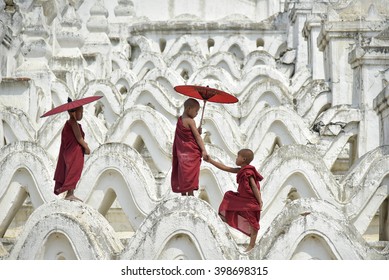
41, 96, 103, 201
172, 85, 238, 196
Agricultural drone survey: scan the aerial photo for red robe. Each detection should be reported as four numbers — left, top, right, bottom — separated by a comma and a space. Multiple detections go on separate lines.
171, 116, 201, 193
54, 121, 85, 195
218, 165, 263, 236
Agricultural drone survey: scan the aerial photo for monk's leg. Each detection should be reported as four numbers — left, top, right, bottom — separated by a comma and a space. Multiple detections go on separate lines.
218, 214, 227, 223
245, 226, 258, 252
65, 189, 83, 202
187, 190, 194, 196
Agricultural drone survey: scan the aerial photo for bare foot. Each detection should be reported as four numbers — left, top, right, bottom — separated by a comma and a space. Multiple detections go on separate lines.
244, 245, 255, 253
65, 195, 83, 202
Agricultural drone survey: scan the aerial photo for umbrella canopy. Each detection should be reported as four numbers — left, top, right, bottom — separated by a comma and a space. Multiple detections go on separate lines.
40, 96, 103, 118
174, 85, 238, 129
174, 85, 238, 104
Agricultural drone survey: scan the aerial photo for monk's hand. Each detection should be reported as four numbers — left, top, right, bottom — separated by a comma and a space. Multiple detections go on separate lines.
84, 143, 91, 155
197, 127, 202, 134
203, 151, 210, 161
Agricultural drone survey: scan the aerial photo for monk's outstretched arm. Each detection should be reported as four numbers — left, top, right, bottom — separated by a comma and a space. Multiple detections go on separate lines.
206, 157, 240, 173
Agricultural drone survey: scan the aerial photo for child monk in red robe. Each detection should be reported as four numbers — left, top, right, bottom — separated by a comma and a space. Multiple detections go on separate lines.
54, 98, 90, 201
171, 98, 208, 196
206, 149, 263, 252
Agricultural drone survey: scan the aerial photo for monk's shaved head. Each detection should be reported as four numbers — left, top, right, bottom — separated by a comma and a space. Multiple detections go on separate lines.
238, 149, 254, 164
184, 98, 200, 109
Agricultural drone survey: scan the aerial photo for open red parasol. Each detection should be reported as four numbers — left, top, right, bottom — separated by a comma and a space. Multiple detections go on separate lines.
174, 85, 238, 128
40, 96, 103, 118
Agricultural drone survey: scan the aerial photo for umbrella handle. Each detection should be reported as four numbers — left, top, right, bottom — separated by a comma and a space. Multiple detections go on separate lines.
199, 100, 207, 130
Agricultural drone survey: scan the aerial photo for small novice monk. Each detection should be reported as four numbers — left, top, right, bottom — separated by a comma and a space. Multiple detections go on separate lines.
206, 149, 263, 252
54, 98, 90, 201
171, 98, 208, 196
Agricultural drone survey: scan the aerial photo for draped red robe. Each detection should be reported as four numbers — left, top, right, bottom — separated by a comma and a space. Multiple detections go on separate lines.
171, 116, 201, 193
54, 121, 85, 195
219, 165, 263, 236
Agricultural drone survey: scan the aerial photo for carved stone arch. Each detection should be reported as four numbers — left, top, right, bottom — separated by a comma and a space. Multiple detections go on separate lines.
291, 232, 338, 260
258, 199, 382, 260
0, 108, 36, 145
243, 50, 276, 69
0, 142, 55, 238
9, 201, 124, 260
294, 79, 331, 122
79, 143, 160, 223
0, 181, 29, 238
260, 145, 340, 213
208, 52, 242, 79
128, 35, 154, 62
241, 65, 289, 91
280, 172, 318, 200
113, 114, 172, 173
121, 197, 241, 260
260, 166, 337, 237
34, 86, 46, 123
142, 68, 185, 100
50, 79, 74, 107
315, 105, 361, 127
307, 94, 332, 125
132, 52, 166, 80
1, 118, 17, 145
78, 79, 122, 126
0, 142, 55, 205
237, 80, 292, 122
218, 35, 251, 61
157, 231, 203, 260
89, 170, 138, 233
344, 148, 389, 235
228, 44, 244, 62
244, 108, 314, 153
124, 82, 178, 126
325, 123, 359, 172
167, 51, 205, 79
269, 136, 282, 156
199, 166, 235, 211
267, 120, 295, 146
109, 69, 137, 96
38, 231, 78, 260
200, 106, 242, 156
189, 66, 236, 91
164, 35, 204, 60
274, 41, 287, 59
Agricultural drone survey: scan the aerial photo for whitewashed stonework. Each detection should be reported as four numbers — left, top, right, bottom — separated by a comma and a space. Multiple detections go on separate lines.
0, 0, 388, 260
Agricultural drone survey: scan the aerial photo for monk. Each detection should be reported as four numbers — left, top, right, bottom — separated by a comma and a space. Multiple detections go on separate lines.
206, 149, 263, 252
54, 98, 90, 201
171, 98, 208, 196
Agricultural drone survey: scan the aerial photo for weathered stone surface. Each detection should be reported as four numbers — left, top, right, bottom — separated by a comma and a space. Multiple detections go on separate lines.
0, 0, 388, 260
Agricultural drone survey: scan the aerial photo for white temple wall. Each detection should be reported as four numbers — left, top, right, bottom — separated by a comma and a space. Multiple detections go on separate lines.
1, 0, 389, 260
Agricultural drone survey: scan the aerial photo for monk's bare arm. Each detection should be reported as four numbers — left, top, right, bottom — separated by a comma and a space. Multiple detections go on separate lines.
206, 157, 240, 173
69, 118, 91, 155
187, 118, 208, 159
249, 176, 263, 208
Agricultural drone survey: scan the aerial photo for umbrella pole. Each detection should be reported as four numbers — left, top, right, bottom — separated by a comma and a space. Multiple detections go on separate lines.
199, 100, 207, 129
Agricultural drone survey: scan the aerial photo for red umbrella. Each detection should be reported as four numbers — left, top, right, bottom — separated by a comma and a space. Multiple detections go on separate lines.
174, 85, 238, 127
40, 96, 103, 118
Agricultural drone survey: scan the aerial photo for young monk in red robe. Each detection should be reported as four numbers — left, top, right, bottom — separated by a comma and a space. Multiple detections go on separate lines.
206, 149, 263, 252
171, 98, 208, 196
54, 98, 90, 201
